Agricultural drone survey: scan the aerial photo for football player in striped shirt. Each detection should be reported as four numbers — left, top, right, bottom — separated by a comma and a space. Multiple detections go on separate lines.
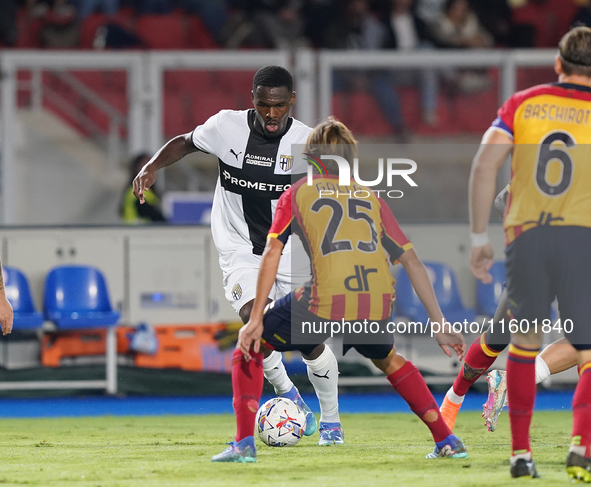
134, 65, 343, 442
212, 117, 467, 462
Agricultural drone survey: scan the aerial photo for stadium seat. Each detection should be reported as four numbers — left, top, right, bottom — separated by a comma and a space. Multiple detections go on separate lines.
395, 261, 476, 325
136, 15, 186, 49
79, 13, 108, 48
44, 265, 120, 329
2, 266, 44, 329
476, 261, 505, 318
164, 70, 212, 93
39, 265, 120, 393
185, 15, 217, 49
190, 89, 236, 126
16, 8, 42, 48
164, 92, 194, 138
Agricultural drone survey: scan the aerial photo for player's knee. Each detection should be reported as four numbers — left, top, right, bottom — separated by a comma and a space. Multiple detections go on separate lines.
238, 300, 254, 324
261, 343, 273, 358
302, 343, 325, 361
372, 351, 406, 375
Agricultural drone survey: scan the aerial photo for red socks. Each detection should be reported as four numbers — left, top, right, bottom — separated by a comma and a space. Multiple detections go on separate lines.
507, 343, 539, 455
232, 349, 264, 442
572, 362, 591, 457
452, 334, 501, 396
387, 360, 451, 443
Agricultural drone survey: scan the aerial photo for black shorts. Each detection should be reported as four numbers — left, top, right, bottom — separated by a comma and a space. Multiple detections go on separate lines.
506, 225, 591, 350
261, 291, 394, 360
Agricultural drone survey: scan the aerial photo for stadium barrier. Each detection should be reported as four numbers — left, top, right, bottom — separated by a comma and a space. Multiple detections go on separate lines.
0, 49, 557, 225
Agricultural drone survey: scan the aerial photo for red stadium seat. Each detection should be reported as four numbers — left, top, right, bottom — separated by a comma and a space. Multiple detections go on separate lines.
102, 70, 127, 94
112, 6, 137, 30
16, 8, 42, 48
190, 89, 236, 127
164, 70, 212, 93
69, 70, 106, 92
333, 92, 392, 136
136, 15, 186, 49
79, 13, 108, 48
215, 70, 256, 96
67, 70, 126, 97
164, 92, 194, 137
185, 15, 218, 49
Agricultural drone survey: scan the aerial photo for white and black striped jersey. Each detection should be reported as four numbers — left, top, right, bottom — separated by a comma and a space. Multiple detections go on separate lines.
191, 109, 312, 258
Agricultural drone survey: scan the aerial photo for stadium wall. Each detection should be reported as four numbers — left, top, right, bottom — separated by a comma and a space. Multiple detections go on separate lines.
0, 223, 504, 326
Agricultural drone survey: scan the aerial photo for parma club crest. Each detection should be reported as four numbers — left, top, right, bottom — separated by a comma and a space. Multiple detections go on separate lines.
279, 155, 293, 172
231, 283, 242, 300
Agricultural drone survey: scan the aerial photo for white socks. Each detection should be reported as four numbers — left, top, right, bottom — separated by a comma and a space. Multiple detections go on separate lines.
263, 351, 295, 396
446, 387, 465, 405
535, 355, 551, 384
303, 345, 340, 424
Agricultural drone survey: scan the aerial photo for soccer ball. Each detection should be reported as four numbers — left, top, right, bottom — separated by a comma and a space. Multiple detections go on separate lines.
255, 397, 307, 447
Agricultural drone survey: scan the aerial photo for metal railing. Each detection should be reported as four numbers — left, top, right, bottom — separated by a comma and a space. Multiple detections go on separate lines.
0, 48, 559, 224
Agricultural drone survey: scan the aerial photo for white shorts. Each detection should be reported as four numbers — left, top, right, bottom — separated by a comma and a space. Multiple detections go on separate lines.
220, 242, 310, 314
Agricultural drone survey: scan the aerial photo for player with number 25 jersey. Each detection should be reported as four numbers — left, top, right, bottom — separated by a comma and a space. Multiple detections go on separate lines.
269, 176, 412, 322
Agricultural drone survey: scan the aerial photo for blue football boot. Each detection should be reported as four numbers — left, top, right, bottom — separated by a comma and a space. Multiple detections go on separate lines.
211, 436, 256, 463
318, 422, 344, 446
281, 386, 317, 436
425, 434, 468, 459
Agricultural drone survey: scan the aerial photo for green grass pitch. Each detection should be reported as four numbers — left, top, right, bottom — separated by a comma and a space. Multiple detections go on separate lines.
0, 411, 575, 486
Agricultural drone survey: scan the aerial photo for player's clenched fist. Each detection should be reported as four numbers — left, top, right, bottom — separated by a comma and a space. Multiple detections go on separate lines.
133, 165, 157, 204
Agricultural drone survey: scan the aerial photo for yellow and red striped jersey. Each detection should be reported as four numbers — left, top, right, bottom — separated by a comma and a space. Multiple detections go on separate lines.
268, 175, 413, 321
491, 82, 591, 244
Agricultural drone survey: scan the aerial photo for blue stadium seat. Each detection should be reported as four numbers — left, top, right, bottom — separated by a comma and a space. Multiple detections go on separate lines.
44, 265, 120, 329
2, 266, 44, 329
395, 262, 476, 325
476, 261, 506, 318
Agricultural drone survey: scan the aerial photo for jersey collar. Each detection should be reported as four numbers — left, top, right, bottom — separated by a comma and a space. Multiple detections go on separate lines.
552, 82, 591, 94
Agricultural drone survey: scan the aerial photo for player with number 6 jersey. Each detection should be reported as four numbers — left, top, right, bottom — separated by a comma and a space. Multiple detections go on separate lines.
491, 71, 591, 243
469, 26, 591, 481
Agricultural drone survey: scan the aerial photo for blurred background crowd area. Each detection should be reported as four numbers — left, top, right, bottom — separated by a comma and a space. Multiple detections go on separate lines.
1, 0, 590, 51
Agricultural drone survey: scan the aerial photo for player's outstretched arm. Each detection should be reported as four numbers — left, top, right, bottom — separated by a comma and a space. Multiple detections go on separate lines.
239, 238, 284, 361
0, 261, 13, 336
133, 133, 199, 204
398, 249, 466, 360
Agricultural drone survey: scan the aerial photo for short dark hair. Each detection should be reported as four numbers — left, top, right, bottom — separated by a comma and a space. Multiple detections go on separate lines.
252, 65, 293, 93
559, 26, 591, 77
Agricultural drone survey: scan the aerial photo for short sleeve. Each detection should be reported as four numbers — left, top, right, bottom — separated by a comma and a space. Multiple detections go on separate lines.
491, 94, 520, 139
378, 198, 413, 264
191, 112, 221, 156
268, 189, 293, 244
